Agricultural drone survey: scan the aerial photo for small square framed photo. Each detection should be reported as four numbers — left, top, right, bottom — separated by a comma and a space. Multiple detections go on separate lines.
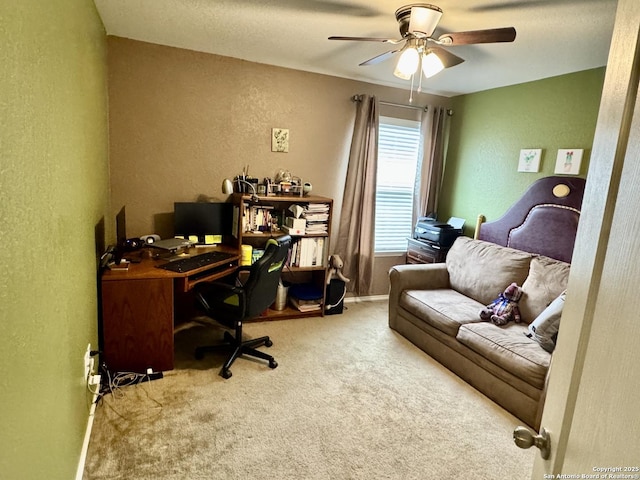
518, 149, 541, 172
271, 128, 289, 153
554, 149, 583, 175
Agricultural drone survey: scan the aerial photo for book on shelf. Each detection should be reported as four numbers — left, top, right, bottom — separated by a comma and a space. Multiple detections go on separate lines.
290, 237, 325, 267
243, 204, 275, 233
290, 297, 322, 312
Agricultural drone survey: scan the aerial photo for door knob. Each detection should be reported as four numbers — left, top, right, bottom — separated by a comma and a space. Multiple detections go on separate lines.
513, 426, 551, 459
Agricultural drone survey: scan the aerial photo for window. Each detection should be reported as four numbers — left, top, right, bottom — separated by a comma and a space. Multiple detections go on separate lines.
374, 116, 421, 254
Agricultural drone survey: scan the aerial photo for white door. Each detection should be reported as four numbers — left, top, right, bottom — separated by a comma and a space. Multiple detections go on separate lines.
530, 0, 640, 475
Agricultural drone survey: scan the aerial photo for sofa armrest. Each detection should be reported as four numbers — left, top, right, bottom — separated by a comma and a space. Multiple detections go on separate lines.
388, 263, 450, 329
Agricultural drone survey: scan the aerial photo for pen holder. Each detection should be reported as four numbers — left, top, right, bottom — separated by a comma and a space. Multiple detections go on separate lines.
235, 177, 259, 194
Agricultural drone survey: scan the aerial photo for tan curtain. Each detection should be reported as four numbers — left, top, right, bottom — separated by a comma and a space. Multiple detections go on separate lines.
414, 106, 449, 223
336, 94, 379, 296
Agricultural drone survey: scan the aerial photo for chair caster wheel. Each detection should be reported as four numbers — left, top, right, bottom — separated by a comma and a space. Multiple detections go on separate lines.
194, 349, 204, 360
269, 360, 278, 369
221, 369, 232, 379
265, 339, 273, 347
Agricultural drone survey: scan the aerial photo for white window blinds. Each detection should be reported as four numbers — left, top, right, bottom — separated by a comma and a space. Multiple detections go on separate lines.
375, 116, 421, 253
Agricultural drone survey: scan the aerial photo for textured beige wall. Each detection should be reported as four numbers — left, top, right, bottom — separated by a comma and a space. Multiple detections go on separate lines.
0, 0, 109, 477
107, 38, 451, 239
107, 38, 450, 294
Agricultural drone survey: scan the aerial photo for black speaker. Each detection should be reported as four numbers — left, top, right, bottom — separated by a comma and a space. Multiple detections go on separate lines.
325, 279, 346, 315
122, 237, 142, 251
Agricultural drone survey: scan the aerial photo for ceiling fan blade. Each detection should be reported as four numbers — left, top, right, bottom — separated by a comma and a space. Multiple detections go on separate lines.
469, 0, 576, 12
359, 49, 400, 66
328, 36, 403, 44
437, 27, 517, 45
430, 47, 465, 69
232, 0, 381, 16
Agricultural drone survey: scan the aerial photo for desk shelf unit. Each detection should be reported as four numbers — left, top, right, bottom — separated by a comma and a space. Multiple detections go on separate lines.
229, 193, 333, 320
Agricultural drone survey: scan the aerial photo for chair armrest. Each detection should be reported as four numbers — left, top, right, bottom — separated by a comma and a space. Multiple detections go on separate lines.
194, 281, 246, 316
196, 281, 241, 296
388, 263, 450, 330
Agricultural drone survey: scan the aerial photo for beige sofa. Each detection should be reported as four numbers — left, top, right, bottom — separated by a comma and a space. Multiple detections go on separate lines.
388, 236, 569, 428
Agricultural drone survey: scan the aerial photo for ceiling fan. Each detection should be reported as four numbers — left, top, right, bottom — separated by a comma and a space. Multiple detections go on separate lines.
329, 3, 516, 92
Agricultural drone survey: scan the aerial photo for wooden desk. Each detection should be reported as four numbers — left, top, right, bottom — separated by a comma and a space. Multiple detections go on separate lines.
100, 246, 239, 373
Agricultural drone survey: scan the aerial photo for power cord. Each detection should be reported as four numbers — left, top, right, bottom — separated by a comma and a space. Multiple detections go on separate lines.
91, 361, 164, 422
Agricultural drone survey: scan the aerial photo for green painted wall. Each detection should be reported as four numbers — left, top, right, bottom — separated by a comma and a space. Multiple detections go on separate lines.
439, 68, 605, 236
0, 1, 108, 478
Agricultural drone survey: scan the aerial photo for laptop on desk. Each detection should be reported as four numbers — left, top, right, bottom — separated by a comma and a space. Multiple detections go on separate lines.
148, 237, 194, 252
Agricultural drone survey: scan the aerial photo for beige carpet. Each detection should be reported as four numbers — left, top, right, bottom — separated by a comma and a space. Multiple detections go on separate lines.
84, 300, 534, 479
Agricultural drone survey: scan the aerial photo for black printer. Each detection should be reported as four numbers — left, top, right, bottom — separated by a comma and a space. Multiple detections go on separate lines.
414, 216, 465, 248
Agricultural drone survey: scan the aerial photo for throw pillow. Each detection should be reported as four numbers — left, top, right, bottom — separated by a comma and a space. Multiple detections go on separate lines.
519, 255, 570, 323
525, 290, 566, 353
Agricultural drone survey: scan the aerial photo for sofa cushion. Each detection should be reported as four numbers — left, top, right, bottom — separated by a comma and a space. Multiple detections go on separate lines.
446, 237, 532, 305
400, 289, 485, 337
456, 322, 551, 389
525, 291, 565, 353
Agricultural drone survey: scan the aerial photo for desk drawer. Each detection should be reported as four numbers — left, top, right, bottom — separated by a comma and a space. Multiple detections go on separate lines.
407, 239, 447, 264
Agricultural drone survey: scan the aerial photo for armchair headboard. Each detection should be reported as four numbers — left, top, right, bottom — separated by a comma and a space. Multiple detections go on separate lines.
476, 176, 586, 263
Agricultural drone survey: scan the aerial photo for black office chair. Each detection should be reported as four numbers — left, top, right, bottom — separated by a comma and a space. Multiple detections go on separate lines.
193, 235, 291, 378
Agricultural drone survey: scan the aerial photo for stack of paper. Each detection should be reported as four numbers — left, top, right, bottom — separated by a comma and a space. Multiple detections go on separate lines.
303, 203, 330, 234
290, 297, 322, 312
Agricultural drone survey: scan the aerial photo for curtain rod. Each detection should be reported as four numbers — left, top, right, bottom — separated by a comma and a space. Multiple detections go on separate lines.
380, 100, 428, 112
351, 94, 453, 116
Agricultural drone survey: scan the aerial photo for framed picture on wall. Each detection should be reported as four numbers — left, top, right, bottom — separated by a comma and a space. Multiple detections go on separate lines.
271, 128, 289, 153
554, 149, 583, 175
517, 149, 542, 172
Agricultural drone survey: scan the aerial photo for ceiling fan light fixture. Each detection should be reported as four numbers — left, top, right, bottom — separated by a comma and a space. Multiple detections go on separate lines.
422, 50, 444, 78
408, 5, 443, 37
394, 46, 420, 78
329, 3, 516, 100
393, 66, 412, 80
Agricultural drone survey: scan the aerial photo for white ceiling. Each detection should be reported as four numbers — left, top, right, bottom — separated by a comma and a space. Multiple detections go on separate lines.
94, 0, 618, 98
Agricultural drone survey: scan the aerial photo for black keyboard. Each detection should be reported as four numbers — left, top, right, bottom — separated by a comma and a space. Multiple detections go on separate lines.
157, 251, 236, 273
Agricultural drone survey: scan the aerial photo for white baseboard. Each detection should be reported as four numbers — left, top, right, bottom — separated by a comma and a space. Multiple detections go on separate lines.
75, 385, 100, 480
344, 294, 388, 303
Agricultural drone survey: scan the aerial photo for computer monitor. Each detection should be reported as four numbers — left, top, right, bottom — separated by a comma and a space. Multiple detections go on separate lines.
116, 205, 127, 247
113, 206, 127, 264
174, 202, 233, 243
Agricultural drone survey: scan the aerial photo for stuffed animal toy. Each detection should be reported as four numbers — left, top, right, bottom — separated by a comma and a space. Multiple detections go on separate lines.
326, 254, 350, 285
479, 282, 523, 326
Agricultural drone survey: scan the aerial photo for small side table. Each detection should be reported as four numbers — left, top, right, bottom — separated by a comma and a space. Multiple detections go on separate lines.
406, 238, 448, 264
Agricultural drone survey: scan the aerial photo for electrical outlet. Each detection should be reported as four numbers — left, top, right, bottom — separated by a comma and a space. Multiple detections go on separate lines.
88, 374, 102, 387
84, 344, 93, 379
